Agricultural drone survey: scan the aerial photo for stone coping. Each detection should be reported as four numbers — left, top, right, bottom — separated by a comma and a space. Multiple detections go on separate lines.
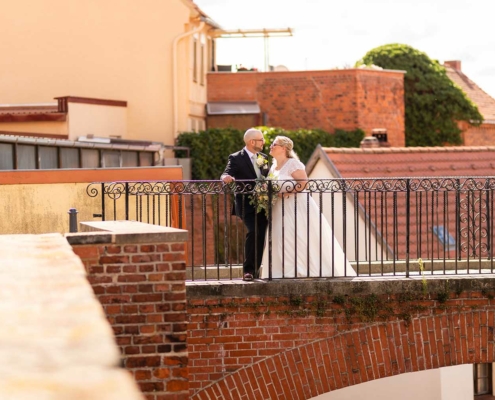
65, 220, 188, 245
0, 232, 143, 399
186, 274, 495, 298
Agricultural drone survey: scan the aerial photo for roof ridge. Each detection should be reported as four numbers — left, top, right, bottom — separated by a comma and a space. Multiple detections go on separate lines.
322, 146, 495, 154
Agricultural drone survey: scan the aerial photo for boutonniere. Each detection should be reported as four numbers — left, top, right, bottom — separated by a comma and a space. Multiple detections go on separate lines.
256, 154, 269, 170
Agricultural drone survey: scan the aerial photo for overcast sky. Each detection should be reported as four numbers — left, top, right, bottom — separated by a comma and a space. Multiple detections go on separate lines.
195, 0, 495, 99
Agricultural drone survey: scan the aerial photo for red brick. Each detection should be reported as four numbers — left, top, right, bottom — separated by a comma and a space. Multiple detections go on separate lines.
106, 245, 122, 254
72, 245, 99, 259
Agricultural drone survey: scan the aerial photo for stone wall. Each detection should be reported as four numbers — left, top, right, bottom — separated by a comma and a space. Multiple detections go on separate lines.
67, 221, 189, 400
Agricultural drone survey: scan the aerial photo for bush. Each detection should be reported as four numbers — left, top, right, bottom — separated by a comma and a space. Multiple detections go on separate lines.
175, 127, 364, 180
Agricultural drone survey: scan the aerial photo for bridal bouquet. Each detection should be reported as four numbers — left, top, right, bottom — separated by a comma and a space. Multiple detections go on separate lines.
250, 173, 280, 215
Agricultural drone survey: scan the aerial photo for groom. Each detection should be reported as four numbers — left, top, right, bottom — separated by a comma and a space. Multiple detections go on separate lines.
221, 128, 270, 281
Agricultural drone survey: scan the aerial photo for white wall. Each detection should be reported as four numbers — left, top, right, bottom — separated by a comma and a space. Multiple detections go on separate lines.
309, 159, 385, 262
440, 365, 473, 399
312, 365, 474, 400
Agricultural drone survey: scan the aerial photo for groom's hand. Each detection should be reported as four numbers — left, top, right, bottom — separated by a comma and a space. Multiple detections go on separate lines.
222, 174, 235, 184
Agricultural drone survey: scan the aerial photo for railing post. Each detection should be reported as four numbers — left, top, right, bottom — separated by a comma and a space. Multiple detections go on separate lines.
125, 182, 129, 220
101, 183, 106, 221
406, 179, 410, 278
68, 208, 78, 233
268, 180, 273, 280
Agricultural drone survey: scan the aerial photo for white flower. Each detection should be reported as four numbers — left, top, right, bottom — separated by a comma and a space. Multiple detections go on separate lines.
256, 155, 267, 168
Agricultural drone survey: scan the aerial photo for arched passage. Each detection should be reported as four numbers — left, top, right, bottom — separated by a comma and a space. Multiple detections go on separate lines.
191, 310, 494, 400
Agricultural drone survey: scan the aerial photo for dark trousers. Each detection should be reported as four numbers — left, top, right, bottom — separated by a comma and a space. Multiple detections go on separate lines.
242, 211, 268, 277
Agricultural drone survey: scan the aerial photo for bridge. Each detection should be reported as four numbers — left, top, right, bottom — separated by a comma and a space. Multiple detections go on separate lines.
66, 220, 495, 400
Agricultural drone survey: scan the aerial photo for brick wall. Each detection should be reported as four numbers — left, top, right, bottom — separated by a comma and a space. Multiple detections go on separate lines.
462, 122, 495, 146
207, 114, 261, 131
67, 221, 189, 400
207, 70, 406, 147
187, 278, 495, 399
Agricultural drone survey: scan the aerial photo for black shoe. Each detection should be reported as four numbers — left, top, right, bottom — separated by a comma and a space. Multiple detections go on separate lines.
243, 273, 254, 281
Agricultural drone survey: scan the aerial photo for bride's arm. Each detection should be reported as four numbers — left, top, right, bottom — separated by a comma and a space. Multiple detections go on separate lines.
280, 169, 308, 198
291, 169, 308, 192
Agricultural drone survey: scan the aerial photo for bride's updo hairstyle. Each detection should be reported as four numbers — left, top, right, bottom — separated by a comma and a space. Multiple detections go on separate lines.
275, 136, 299, 160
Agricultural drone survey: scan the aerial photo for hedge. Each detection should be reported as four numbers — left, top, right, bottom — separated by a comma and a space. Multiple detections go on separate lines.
175, 127, 364, 180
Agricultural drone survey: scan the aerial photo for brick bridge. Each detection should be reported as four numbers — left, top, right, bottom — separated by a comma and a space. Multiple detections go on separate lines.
68, 221, 495, 400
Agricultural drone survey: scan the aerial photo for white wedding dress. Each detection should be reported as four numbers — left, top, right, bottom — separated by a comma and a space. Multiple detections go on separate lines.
260, 158, 356, 279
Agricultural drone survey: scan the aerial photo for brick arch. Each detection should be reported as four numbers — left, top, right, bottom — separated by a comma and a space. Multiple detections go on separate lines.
192, 310, 494, 400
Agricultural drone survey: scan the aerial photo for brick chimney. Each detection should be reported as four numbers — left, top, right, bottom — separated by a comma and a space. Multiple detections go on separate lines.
444, 60, 461, 71
371, 128, 390, 147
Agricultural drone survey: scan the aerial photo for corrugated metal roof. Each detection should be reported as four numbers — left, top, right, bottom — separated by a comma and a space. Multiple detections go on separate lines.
206, 102, 260, 115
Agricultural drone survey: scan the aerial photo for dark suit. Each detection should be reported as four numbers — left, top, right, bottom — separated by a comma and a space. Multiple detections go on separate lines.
222, 148, 269, 277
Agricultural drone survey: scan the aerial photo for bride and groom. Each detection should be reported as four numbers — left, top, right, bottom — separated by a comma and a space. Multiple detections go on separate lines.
221, 128, 356, 281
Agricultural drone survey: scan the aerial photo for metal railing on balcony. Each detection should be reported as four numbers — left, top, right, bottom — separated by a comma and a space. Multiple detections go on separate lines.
86, 177, 495, 280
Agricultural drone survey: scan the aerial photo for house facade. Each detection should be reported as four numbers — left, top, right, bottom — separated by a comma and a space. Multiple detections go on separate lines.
0, 0, 217, 144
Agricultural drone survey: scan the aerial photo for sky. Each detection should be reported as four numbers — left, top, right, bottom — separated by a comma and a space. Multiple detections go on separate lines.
195, 0, 495, 99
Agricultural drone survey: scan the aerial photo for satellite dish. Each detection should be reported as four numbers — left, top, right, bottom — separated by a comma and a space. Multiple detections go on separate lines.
273, 65, 289, 71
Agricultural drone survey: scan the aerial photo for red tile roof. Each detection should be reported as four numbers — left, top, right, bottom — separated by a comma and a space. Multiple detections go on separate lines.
306, 145, 495, 264
0, 103, 65, 122
444, 64, 495, 122
314, 146, 495, 179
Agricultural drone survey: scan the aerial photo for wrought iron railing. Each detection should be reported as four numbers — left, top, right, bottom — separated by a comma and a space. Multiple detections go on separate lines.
86, 177, 495, 280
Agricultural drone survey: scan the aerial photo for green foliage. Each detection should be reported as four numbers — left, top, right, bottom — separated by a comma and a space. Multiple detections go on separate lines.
357, 43, 483, 146
175, 127, 364, 180
175, 128, 245, 181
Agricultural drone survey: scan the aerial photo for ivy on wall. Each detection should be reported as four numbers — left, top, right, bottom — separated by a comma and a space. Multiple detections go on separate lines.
175, 127, 364, 180
357, 43, 483, 147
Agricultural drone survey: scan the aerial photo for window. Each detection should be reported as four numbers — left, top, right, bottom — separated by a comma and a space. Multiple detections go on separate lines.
200, 43, 205, 85
39, 146, 58, 169
193, 38, 198, 82
0, 143, 14, 170
474, 363, 492, 395
432, 225, 456, 249
17, 145, 36, 169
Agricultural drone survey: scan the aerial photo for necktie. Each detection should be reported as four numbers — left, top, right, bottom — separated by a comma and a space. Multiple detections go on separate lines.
252, 154, 261, 179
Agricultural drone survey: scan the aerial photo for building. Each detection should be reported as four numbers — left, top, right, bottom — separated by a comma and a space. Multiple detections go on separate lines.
207, 68, 406, 147
0, 0, 218, 144
444, 60, 495, 146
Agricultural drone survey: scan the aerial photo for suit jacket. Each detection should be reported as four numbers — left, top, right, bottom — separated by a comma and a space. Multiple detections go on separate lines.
221, 149, 269, 217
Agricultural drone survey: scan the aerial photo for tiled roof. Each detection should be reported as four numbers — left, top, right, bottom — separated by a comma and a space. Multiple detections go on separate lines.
0, 103, 66, 123
318, 146, 495, 179
445, 65, 495, 122
307, 145, 495, 263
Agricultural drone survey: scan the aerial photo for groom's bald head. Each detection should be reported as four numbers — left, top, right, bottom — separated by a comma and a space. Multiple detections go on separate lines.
244, 128, 264, 153
244, 128, 263, 143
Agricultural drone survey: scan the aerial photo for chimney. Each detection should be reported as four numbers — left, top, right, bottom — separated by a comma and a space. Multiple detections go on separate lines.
444, 60, 461, 71
360, 136, 380, 149
371, 128, 390, 147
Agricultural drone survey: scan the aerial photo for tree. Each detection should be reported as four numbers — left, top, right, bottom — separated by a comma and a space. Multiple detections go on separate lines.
357, 44, 483, 146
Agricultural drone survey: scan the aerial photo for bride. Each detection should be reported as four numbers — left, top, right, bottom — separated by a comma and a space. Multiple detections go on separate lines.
260, 136, 356, 279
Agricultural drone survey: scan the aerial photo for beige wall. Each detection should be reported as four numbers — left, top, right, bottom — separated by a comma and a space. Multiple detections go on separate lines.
0, 0, 212, 144
0, 121, 68, 136
68, 102, 127, 140
0, 182, 100, 234
0, 167, 183, 235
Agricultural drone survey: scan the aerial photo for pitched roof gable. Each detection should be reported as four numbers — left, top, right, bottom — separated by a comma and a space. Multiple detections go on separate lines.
310, 146, 495, 179
306, 145, 495, 262
444, 64, 495, 122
